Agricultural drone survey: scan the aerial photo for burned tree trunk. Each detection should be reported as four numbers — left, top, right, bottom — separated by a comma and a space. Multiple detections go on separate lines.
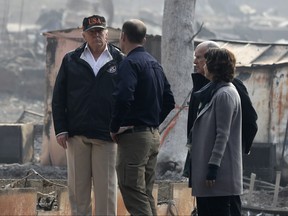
157, 0, 196, 180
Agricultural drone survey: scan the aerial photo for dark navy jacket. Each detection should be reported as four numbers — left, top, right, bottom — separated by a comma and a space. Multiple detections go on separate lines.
52, 43, 124, 141
110, 47, 175, 133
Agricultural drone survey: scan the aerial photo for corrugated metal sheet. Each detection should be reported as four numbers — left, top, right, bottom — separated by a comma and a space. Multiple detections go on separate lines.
213, 39, 288, 66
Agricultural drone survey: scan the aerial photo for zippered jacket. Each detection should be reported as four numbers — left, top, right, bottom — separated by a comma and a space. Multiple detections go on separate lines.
52, 43, 124, 141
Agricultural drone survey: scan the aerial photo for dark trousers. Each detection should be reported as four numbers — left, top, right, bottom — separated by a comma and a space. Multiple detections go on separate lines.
196, 195, 241, 216
116, 128, 160, 216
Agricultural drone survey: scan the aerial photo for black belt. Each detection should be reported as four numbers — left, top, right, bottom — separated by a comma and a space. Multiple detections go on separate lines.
122, 126, 158, 134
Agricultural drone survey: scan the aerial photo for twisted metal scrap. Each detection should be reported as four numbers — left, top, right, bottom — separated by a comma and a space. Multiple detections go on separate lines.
2, 168, 67, 211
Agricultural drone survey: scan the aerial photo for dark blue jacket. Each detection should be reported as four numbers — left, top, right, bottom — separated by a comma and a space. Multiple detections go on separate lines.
110, 47, 175, 132
52, 43, 124, 141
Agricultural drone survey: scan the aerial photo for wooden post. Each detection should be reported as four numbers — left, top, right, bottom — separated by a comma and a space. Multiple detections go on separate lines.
247, 173, 256, 205
272, 171, 281, 208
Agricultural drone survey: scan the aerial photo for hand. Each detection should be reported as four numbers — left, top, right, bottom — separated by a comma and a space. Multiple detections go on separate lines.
205, 164, 219, 187
206, 179, 216, 187
110, 132, 118, 143
56, 133, 68, 149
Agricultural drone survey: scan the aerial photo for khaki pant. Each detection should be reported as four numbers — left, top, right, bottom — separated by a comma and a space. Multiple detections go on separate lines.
116, 129, 160, 216
67, 136, 117, 215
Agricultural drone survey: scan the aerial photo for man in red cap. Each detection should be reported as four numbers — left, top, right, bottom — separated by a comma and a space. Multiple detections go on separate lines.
52, 15, 124, 215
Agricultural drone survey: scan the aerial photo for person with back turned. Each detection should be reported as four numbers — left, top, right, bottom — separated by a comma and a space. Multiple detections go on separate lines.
110, 19, 175, 216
